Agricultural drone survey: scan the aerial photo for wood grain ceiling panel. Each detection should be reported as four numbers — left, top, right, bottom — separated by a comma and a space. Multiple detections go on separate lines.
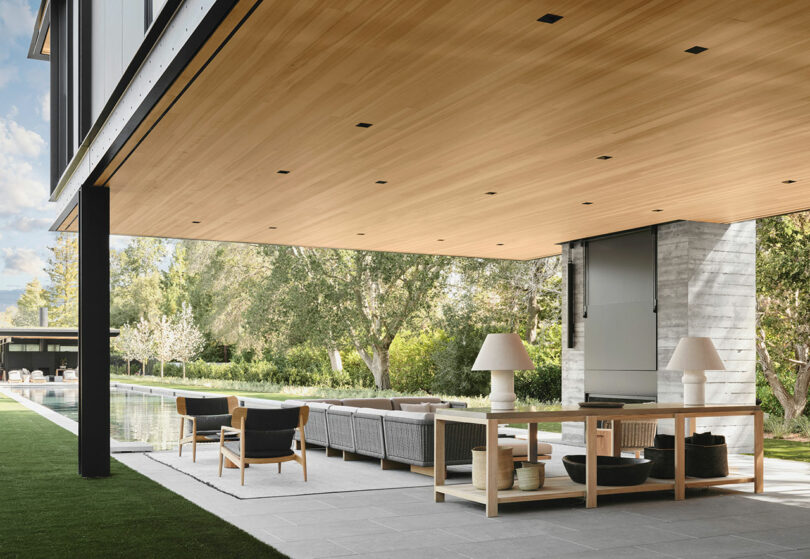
92, 0, 810, 259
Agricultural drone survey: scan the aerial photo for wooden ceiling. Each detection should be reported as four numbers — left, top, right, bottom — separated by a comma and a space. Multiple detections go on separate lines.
69, 0, 810, 259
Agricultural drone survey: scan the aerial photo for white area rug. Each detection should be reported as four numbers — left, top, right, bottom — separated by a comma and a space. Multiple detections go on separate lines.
148, 447, 464, 499
147, 439, 576, 499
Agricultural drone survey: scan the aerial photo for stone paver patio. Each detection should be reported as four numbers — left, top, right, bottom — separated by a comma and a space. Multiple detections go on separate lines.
116, 436, 810, 559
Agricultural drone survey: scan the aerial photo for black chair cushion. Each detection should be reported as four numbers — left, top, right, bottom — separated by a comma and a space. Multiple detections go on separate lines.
185, 397, 231, 416
186, 414, 232, 434
245, 407, 300, 431
224, 440, 295, 459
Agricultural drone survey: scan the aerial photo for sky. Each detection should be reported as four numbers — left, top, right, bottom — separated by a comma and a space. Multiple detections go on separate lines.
0, 0, 56, 290
0, 0, 132, 295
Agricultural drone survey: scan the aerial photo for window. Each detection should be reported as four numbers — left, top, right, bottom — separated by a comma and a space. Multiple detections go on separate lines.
9, 344, 40, 352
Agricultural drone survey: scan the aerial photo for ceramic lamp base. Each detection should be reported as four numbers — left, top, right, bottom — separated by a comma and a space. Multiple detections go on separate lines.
682, 369, 707, 406
490, 370, 516, 410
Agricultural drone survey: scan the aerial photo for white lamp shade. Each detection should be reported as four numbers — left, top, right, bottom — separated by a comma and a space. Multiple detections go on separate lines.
471, 333, 535, 371
666, 337, 725, 371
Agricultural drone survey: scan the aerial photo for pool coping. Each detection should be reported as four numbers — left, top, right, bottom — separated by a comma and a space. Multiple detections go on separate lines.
0, 385, 153, 453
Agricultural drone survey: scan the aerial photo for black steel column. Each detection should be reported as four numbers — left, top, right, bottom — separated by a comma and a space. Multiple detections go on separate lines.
78, 185, 110, 477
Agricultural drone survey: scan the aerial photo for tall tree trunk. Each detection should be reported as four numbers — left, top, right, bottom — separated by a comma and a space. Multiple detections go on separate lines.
356, 343, 392, 390
526, 292, 539, 344
160, 360, 165, 378
757, 329, 810, 419
328, 347, 343, 372
223, 344, 228, 362
370, 345, 391, 390
126, 360, 131, 376
141, 360, 145, 376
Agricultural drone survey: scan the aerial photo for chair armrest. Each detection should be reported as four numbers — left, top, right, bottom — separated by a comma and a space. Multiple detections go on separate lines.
220, 426, 241, 434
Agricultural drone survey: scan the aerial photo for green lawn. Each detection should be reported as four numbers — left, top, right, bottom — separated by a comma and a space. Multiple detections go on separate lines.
0, 394, 286, 559
763, 438, 810, 463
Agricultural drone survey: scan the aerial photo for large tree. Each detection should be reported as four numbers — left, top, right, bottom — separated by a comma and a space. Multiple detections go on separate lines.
44, 233, 78, 327
756, 212, 810, 419
172, 303, 205, 379
13, 279, 47, 326
110, 238, 167, 327
282, 248, 450, 389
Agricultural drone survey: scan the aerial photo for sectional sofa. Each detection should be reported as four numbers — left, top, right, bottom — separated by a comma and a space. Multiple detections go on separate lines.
280, 396, 551, 475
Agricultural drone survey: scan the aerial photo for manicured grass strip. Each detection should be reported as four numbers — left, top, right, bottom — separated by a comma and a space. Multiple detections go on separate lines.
0, 394, 286, 559
762, 438, 810, 463
112, 377, 297, 401
508, 422, 562, 433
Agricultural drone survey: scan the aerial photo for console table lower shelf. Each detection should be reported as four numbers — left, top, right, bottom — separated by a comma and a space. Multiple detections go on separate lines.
436, 473, 758, 505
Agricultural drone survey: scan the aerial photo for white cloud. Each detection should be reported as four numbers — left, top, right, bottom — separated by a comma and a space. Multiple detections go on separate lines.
8, 216, 51, 232
39, 91, 48, 121
0, 0, 36, 39
0, 65, 18, 88
0, 117, 44, 157
2, 248, 45, 276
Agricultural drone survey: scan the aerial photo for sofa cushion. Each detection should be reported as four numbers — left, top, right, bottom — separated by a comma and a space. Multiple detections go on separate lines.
327, 405, 360, 415
341, 398, 393, 410
354, 408, 389, 418
400, 403, 431, 413
301, 398, 343, 405
384, 410, 434, 424
283, 400, 331, 411
390, 396, 442, 410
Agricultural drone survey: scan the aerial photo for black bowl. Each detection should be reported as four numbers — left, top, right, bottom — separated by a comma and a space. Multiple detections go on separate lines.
562, 455, 653, 486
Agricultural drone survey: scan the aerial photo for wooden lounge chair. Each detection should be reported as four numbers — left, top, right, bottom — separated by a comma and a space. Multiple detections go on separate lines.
30, 370, 47, 383
63, 369, 78, 383
218, 406, 309, 486
177, 395, 238, 462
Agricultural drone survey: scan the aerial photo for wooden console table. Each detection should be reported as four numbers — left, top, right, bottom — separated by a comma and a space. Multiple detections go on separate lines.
434, 403, 763, 517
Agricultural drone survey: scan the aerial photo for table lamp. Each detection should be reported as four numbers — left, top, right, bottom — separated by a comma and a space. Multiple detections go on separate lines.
472, 333, 535, 411
666, 337, 725, 406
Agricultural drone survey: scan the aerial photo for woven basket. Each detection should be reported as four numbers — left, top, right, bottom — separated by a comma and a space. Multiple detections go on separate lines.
516, 462, 545, 490
620, 419, 658, 450
472, 446, 514, 490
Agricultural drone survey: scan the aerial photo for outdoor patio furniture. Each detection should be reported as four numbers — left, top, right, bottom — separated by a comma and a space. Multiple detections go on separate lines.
218, 405, 309, 486
63, 369, 78, 383
177, 395, 238, 462
7, 370, 22, 383
30, 370, 47, 383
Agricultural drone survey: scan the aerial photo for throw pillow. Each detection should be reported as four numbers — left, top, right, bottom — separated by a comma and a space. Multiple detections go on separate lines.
400, 403, 431, 413
428, 402, 450, 412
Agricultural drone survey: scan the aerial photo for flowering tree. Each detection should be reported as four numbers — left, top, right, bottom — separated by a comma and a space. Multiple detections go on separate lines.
172, 303, 205, 379
130, 317, 154, 375
114, 324, 139, 375
152, 314, 178, 378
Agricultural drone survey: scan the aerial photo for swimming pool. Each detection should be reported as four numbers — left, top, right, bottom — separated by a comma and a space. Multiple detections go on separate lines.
9, 386, 180, 450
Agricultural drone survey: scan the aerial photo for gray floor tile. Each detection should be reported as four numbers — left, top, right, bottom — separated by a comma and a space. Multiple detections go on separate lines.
373, 510, 496, 531
552, 524, 692, 550
264, 519, 395, 543
640, 535, 787, 559
452, 533, 593, 558
329, 528, 469, 554
739, 527, 810, 550
272, 539, 356, 559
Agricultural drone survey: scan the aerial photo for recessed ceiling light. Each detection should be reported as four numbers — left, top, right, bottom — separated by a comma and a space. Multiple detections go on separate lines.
268, 226, 277, 229
685, 46, 708, 54
537, 13, 563, 24
437, 239, 445, 242
496, 243, 504, 246
485, 191, 497, 196
357, 233, 365, 236
783, 179, 797, 184
582, 202, 593, 205
191, 220, 201, 224
596, 155, 613, 160
277, 170, 290, 174
652, 209, 663, 212
356, 122, 373, 128
375, 180, 388, 184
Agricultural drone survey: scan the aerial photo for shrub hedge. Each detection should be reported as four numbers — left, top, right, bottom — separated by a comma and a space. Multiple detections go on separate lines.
119, 329, 562, 403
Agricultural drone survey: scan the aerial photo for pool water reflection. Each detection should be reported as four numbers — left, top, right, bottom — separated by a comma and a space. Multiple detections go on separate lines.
10, 387, 180, 450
